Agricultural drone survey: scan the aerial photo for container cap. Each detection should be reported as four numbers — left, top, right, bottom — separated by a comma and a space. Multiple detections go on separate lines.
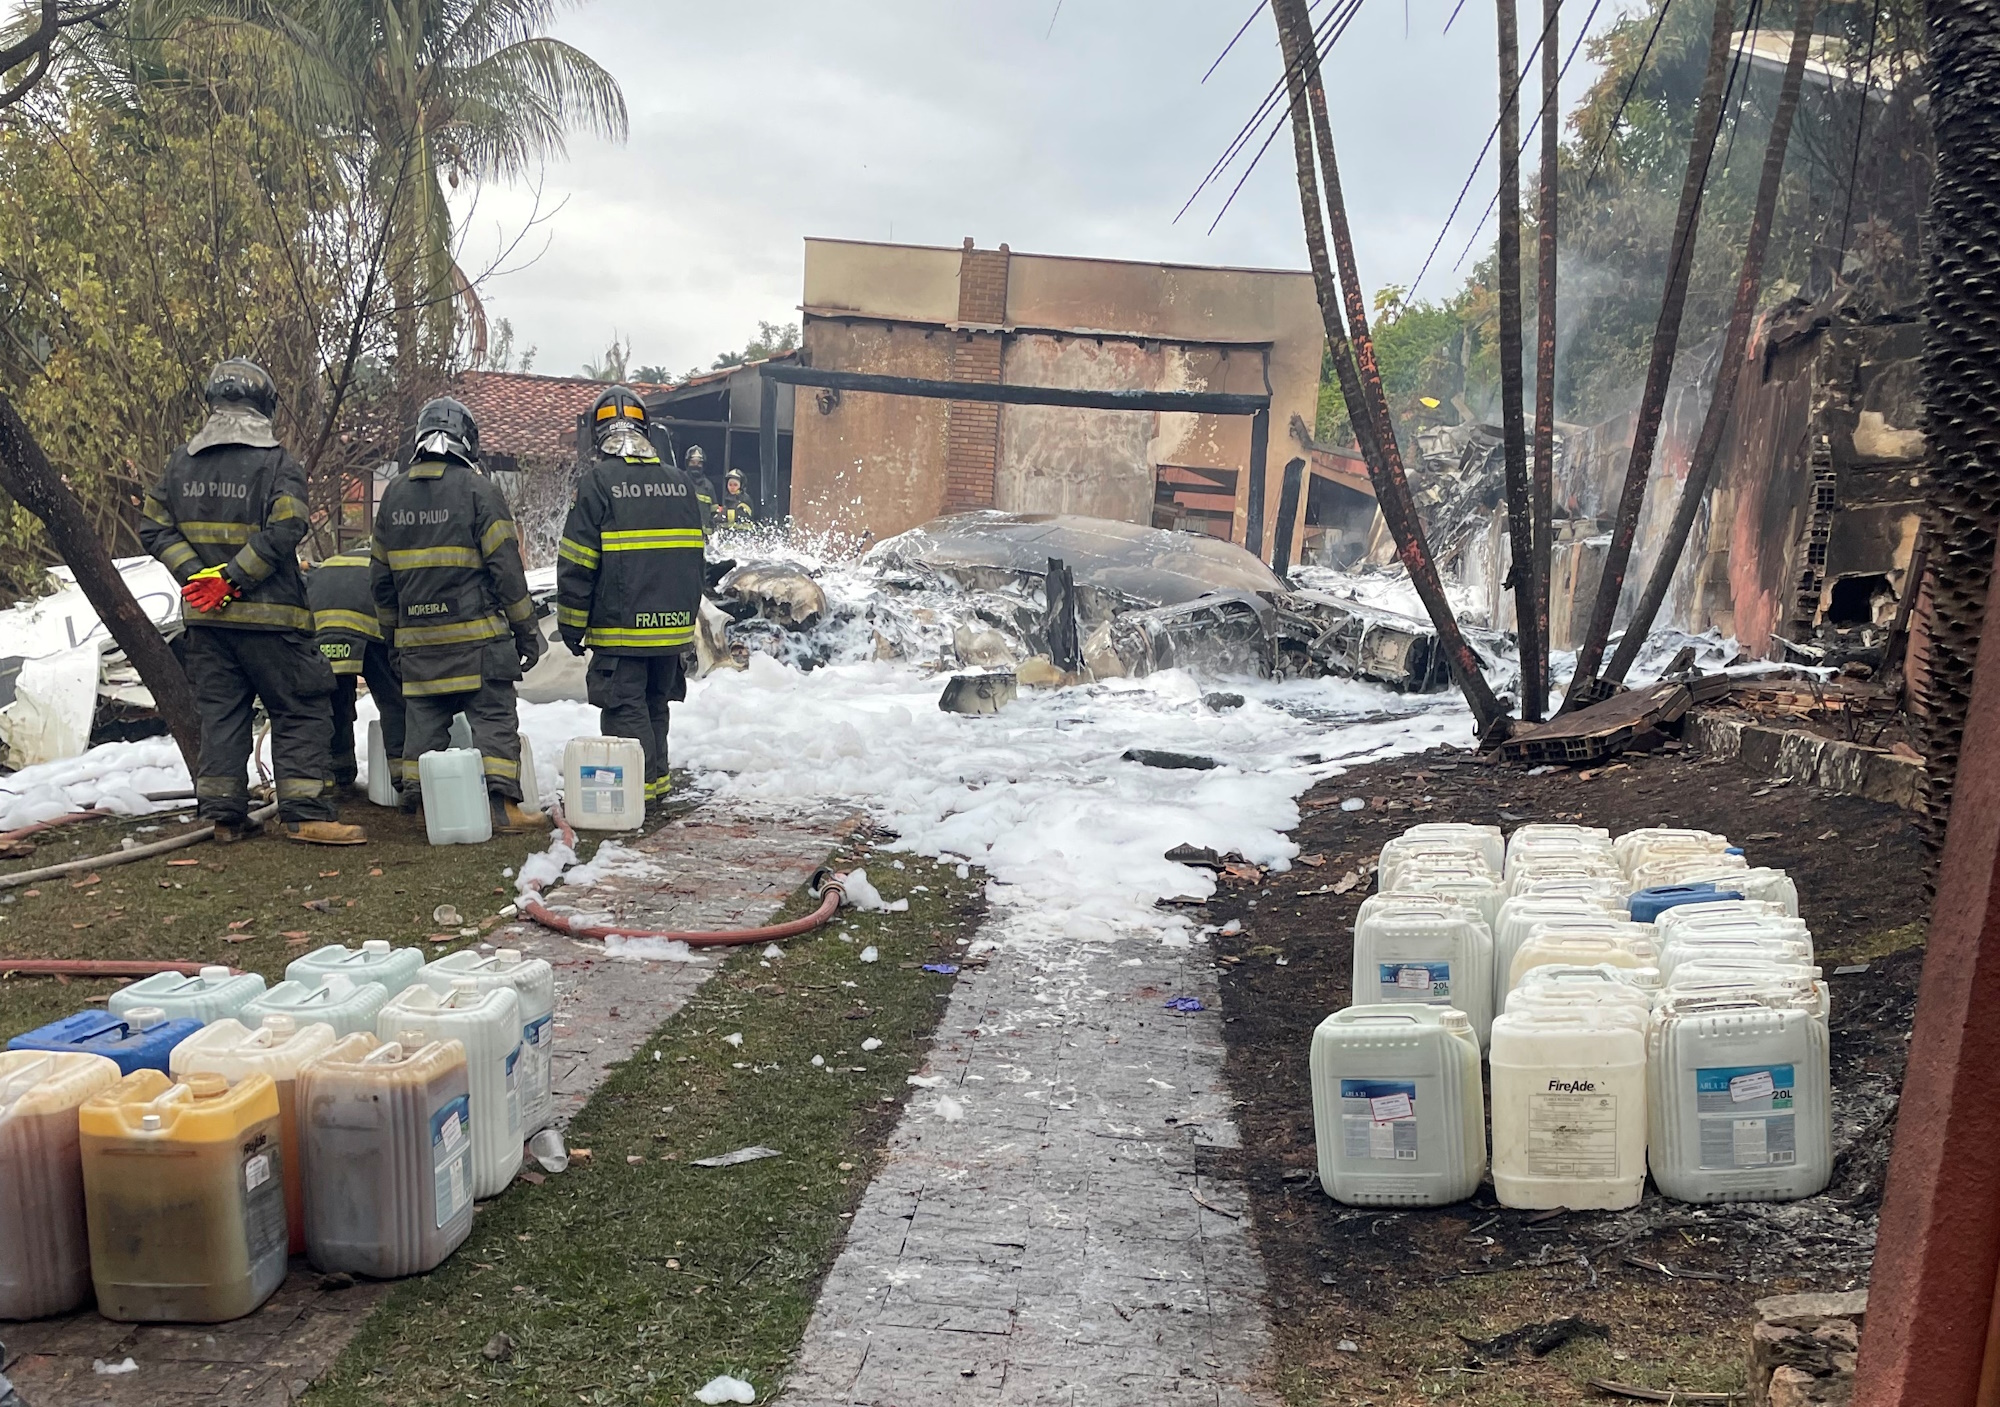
140, 1113, 162, 1131
199, 964, 233, 982
1437, 1010, 1472, 1032
183, 1072, 229, 1099
124, 1006, 167, 1031
396, 1029, 428, 1048
260, 1014, 298, 1037
497, 948, 521, 965
362, 940, 391, 955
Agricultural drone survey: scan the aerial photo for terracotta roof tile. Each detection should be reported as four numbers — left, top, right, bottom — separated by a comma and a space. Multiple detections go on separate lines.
449, 371, 670, 466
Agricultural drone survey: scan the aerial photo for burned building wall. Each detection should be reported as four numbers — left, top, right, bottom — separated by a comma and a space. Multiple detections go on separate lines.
792, 237, 1319, 549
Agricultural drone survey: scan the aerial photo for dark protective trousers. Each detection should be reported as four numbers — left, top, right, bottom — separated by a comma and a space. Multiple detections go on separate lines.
401, 642, 524, 802
586, 653, 686, 801
186, 626, 337, 825
330, 641, 406, 787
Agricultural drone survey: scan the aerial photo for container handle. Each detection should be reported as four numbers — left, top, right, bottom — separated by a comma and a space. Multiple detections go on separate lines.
361, 1041, 406, 1065
0, 1055, 56, 1109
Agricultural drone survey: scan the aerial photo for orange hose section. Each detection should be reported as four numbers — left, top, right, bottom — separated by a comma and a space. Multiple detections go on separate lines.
519, 804, 846, 948
0, 959, 217, 978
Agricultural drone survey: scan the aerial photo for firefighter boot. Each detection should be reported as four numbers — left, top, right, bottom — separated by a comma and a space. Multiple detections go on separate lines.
491, 794, 552, 835
286, 820, 369, 846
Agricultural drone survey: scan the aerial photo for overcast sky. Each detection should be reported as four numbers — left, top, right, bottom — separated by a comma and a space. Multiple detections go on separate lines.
458, 0, 1628, 380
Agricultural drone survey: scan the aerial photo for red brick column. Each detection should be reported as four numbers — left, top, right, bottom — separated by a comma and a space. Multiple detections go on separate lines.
1855, 535, 2000, 1406
943, 240, 1010, 512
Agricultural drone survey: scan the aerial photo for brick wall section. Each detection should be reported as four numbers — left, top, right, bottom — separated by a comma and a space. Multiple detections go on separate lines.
944, 241, 1010, 511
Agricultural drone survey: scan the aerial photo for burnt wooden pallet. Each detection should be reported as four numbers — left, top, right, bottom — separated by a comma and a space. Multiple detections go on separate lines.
1496, 681, 1694, 765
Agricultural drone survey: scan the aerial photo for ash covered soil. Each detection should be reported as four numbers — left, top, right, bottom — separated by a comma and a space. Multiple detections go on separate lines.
1197, 741, 1926, 1406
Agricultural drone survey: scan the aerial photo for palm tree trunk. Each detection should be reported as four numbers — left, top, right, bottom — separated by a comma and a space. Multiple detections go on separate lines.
1271, 0, 1510, 738
1496, 0, 1538, 720
1912, 0, 2000, 843
1603, 0, 1822, 686
0, 391, 200, 770
1563, 0, 1737, 709
1530, 0, 1559, 718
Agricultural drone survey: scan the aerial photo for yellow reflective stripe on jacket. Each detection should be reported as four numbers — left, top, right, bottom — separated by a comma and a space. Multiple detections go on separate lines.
180, 520, 255, 546
403, 673, 482, 697
231, 543, 275, 583
323, 553, 373, 570
481, 755, 520, 779
158, 541, 201, 574
270, 494, 309, 523
503, 594, 535, 625
142, 494, 176, 527
386, 545, 482, 571
558, 537, 600, 569
395, 614, 507, 649
480, 519, 517, 558
556, 604, 589, 628
314, 608, 383, 638
585, 625, 696, 647
182, 600, 313, 630
601, 529, 705, 551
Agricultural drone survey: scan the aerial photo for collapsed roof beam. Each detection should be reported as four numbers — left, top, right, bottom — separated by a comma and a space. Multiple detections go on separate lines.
761, 364, 1269, 417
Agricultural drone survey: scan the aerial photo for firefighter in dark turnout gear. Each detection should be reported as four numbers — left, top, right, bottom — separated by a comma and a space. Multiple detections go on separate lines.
308, 545, 406, 793
371, 397, 549, 833
715, 467, 755, 528
557, 386, 706, 806
139, 359, 365, 845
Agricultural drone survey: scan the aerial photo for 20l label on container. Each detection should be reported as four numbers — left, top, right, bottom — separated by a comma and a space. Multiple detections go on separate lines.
1695, 1065, 1797, 1169
1378, 962, 1452, 1003
432, 1096, 473, 1229
1339, 1079, 1419, 1161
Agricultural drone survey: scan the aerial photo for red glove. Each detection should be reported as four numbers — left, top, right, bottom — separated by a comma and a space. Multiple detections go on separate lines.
180, 569, 238, 614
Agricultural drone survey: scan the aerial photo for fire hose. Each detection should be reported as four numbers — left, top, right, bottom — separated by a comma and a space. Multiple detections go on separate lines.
518, 805, 847, 947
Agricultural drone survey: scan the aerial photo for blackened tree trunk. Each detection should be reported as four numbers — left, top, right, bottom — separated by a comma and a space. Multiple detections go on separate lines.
1913, 0, 2000, 842
1496, 0, 1539, 719
0, 395, 200, 769
1604, 0, 1822, 686
1530, 0, 1559, 719
1272, 0, 1510, 739
1563, 0, 1737, 709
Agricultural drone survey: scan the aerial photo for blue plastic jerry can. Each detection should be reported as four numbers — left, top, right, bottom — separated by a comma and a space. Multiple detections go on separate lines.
1626, 882, 1746, 925
6, 1009, 205, 1076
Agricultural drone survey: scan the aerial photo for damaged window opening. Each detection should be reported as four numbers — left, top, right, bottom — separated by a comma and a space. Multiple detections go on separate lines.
1826, 574, 1895, 627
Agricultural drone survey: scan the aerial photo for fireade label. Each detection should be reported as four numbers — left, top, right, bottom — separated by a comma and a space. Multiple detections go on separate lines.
432, 1095, 473, 1228
1339, 1079, 1419, 1162
1696, 1065, 1796, 1169
1524, 1089, 1620, 1178
1378, 961, 1452, 1003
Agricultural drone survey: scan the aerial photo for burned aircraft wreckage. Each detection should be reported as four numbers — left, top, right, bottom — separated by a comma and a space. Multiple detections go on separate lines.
715, 512, 1466, 693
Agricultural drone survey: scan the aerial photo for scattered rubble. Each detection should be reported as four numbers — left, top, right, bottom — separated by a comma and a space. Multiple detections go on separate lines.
1750, 1290, 1866, 1406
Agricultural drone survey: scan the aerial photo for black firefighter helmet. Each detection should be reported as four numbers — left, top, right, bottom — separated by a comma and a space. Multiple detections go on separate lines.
413, 396, 480, 467
204, 358, 278, 417
592, 385, 656, 459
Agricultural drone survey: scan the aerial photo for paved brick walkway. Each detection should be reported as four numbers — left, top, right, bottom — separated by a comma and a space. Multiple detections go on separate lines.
5, 797, 856, 1407
780, 926, 1277, 1407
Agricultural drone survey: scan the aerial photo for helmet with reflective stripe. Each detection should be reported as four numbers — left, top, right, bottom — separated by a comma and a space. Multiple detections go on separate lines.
205, 358, 278, 416
590, 385, 649, 448
413, 396, 480, 466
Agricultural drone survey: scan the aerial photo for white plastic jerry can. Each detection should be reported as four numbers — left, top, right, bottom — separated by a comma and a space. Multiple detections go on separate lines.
1489, 1008, 1648, 1210
1309, 1005, 1485, 1207
518, 734, 542, 816
377, 979, 523, 1199
418, 948, 557, 1137
419, 748, 493, 846
1647, 997, 1831, 1203
563, 737, 647, 831
1351, 895, 1494, 1047
367, 720, 399, 808
107, 966, 266, 1025
449, 712, 475, 752
285, 940, 425, 1000
242, 976, 390, 1040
